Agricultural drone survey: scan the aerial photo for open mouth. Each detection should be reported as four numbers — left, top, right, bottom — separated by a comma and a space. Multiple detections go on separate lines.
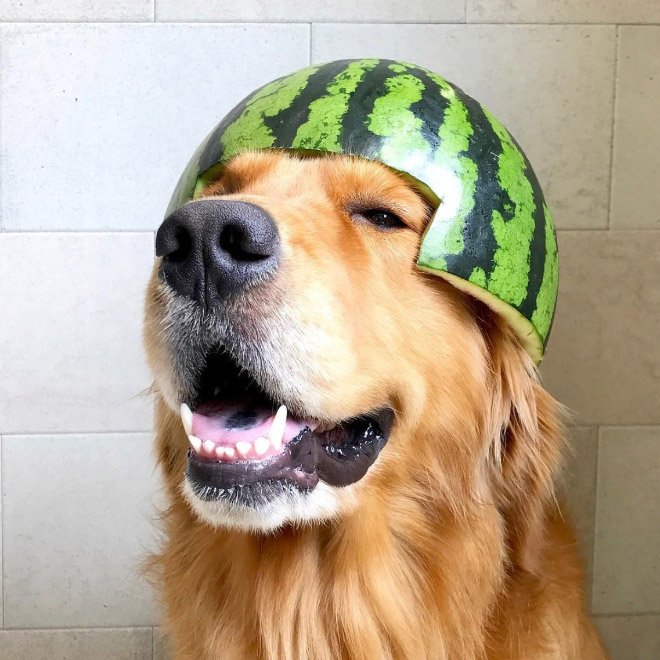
180, 349, 394, 505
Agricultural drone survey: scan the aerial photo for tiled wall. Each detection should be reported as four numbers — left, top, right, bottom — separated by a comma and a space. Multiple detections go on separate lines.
0, 1, 658, 659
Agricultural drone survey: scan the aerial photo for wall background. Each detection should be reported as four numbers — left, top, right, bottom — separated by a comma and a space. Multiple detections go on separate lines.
0, 1, 658, 659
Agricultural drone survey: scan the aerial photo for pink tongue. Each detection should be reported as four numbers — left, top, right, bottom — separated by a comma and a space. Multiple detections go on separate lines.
191, 400, 310, 446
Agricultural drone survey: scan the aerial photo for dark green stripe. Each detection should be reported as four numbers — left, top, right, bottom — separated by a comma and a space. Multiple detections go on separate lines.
532, 203, 558, 345
439, 85, 503, 284
339, 60, 404, 159
263, 60, 354, 150
403, 65, 451, 153
291, 59, 380, 151
517, 152, 547, 319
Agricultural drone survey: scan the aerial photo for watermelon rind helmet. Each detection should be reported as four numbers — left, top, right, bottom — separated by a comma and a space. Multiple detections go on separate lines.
165, 59, 558, 364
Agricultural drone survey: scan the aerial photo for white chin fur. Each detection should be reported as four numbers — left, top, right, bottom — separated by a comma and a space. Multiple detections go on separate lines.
181, 479, 344, 533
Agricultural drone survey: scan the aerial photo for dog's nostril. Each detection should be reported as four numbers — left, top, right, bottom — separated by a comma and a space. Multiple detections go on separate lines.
219, 225, 269, 263
164, 226, 193, 264
156, 200, 280, 306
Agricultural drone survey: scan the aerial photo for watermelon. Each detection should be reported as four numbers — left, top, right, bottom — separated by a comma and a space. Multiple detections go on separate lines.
166, 59, 558, 364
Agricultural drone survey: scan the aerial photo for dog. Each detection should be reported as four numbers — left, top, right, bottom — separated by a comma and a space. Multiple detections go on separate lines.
143, 150, 607, 659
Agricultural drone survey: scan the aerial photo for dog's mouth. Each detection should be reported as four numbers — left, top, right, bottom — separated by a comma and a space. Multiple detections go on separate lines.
181, 349, 394, 505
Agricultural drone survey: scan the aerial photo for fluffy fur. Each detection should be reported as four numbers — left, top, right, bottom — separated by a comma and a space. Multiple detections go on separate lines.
144, 151, 606, 659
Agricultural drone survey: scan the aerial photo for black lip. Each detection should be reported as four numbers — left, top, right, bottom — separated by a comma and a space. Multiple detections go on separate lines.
186, 408, 394, 503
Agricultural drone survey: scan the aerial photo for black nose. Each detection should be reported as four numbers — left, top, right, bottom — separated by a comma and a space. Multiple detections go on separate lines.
155, 200, 280, 307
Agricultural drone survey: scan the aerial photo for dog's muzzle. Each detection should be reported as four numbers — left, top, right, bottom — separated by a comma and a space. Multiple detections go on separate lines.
155, 199, 280, 308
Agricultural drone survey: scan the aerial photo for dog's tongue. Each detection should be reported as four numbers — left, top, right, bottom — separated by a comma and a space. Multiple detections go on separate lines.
192, 400, 268, 446
190, 399, 310, 447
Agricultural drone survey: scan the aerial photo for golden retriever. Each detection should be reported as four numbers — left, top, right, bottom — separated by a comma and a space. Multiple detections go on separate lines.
143, 150, 607, 659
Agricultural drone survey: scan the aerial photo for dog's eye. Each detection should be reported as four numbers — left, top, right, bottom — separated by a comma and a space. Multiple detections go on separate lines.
352, 209, 407, 230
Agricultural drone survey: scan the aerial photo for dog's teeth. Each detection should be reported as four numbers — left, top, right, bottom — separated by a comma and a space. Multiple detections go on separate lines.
224, 447, 236, 459
268, 405, 287, 451
203, 440, 215, 455
215, 446, 226, 459
180, 403, 193, 436
236, 441, 252, 459
188, 435, 202, 453
254, 436, 270, 456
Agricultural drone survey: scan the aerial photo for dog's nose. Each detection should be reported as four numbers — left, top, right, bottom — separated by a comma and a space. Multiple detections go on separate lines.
155, 199, 280, 307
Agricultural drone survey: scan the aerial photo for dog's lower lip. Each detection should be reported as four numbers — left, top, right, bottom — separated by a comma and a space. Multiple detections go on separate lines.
185, 408, 395, 502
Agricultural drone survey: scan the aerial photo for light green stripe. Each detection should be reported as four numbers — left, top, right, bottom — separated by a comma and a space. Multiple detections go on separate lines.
220, 66, 320, 161
367, 67, 431, 167
291, 59, 379, 152
418, 72, 477, 270
531, 203, 558, 342
482, 108, 536, 307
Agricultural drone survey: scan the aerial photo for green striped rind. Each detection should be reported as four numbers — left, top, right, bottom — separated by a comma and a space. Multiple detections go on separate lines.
292, 59, 379, 150
165, 59, 558, 362
531, 203, 558, 343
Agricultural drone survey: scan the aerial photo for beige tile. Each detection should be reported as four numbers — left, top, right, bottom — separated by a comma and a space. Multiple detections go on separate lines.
0, 23, 309, 231
596, 615, 660, 660
153, 628, 173, 660
0, 628, 152, 660
312, 24, 616, 230
156, 0, 464, 22
592, 427, 660, 614
0, 0, 153, 20
611, 28, 660, 230
559, 426, 598, 588
467, 0, 660, 23
540, 231, 660, 425
3, 433, 160, 628
0, 233, 153, 433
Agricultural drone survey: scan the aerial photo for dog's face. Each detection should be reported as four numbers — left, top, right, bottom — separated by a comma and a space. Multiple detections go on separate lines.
145, 151, 493, 532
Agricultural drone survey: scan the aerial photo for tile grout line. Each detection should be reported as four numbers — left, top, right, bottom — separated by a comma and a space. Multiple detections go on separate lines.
1, 436, 4, 629
589, 425, 600, 614
557, 228, 660, 234
590, 425, 602, 614
593, 611, 660, 618
152, 0, 157, 22
0, 19, 658, 26
308, 22, 313, 65
12, 613, 660, 630
0, 230, 157, 235
606, 25, 621, 230
2, 626, 156, 631
0, 430, 154, 438
590, 422, 660, 430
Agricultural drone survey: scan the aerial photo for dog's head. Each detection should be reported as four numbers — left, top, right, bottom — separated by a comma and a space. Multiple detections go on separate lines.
145, 150, 559, 543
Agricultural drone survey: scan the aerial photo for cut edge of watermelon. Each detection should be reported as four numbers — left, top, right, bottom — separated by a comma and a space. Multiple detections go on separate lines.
181, 152, 545, 365
416, 266, 544, 366
188, 149, 444, 209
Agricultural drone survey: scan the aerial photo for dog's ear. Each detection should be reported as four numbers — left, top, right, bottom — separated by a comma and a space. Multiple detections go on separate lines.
482, 314, 565, 574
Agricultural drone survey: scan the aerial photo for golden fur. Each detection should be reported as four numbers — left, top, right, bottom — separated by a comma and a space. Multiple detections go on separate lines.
144, 151, 607, 659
